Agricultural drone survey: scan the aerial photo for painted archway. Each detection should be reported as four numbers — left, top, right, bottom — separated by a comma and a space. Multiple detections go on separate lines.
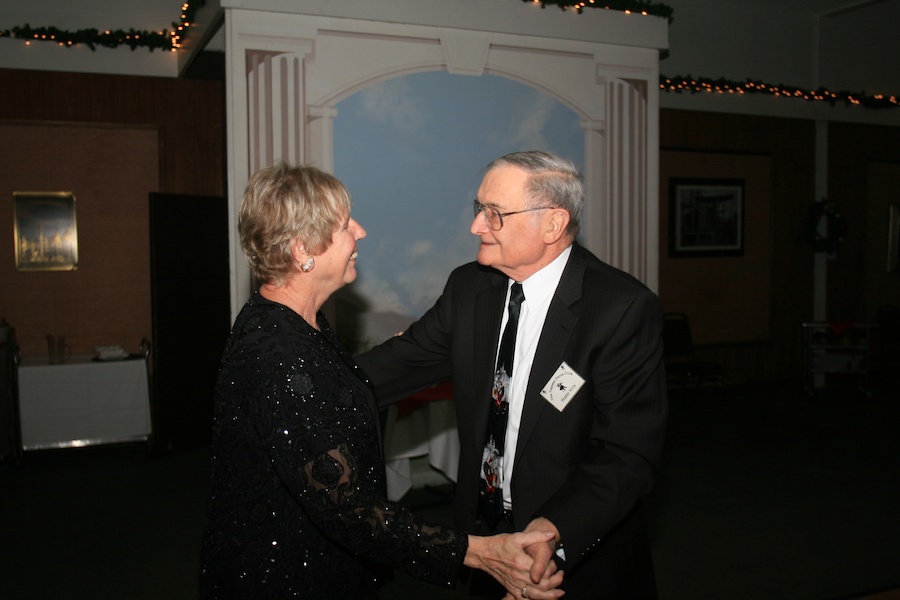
331, 70, 586, 350
221, 4, 666, 318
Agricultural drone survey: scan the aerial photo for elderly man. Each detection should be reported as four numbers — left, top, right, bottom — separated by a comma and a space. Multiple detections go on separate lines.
357, 151, 667, 599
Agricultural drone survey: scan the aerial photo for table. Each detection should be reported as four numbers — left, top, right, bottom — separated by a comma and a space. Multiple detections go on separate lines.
17, 356, 151, 450
383, 383, 459, 501
802, 322, 877, 396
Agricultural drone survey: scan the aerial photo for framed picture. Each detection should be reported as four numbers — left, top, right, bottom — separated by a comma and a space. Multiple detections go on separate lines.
13, 191, 79, 271
669, 177, 745, 257
889, 203, 900, 273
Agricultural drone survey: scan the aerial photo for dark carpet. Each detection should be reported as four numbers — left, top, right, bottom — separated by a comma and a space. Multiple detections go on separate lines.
2, 375, 898, 599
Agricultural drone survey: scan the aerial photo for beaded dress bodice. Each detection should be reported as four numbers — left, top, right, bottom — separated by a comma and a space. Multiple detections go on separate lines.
200, 293, 465, 599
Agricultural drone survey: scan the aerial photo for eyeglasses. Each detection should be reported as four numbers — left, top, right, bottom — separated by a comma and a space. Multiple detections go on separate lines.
473, 199, 554, 231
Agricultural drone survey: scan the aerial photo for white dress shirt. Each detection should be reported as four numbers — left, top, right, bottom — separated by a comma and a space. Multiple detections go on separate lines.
498, 245, 572, 508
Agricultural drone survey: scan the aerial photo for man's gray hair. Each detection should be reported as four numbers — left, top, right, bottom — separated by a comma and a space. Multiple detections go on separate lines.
486, 151, 583, 238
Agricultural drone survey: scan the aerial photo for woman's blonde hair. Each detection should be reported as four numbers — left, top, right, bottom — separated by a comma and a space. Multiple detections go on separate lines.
239, 162, 351, 285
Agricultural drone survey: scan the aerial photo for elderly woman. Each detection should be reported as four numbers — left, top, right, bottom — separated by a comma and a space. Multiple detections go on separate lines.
199, 163, 562, 599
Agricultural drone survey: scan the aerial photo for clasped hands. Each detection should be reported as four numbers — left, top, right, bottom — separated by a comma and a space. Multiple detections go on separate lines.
466, 517, 565, 599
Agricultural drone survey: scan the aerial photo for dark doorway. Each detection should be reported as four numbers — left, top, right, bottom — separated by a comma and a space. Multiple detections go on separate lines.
149, 193, 230, 453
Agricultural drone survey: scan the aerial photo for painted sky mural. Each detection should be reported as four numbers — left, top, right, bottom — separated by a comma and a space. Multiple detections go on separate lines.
333, 70, 584, 349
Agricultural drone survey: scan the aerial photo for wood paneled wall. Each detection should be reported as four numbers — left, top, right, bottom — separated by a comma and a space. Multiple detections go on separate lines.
660, 109, 816, 385
660, 109, 900, 386
0, 69, 224, 358
827, 122, 900, 323
0, 68, 224, 196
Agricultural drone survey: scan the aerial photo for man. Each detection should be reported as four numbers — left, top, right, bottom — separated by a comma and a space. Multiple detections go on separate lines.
357, 151, 667, 598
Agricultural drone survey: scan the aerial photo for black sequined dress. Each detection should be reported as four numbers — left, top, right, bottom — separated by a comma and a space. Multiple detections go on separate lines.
200, 292, 466, 598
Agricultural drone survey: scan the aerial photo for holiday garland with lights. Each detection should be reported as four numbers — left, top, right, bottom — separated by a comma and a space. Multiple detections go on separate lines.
660, 75, 898, 110
1, 0, 897, 110
524, 0, 673, 20
0, 1, 197, 52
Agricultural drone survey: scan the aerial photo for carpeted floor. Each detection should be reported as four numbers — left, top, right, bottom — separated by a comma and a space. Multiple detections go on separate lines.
1, 375, 898, 599
646, 378, 900, 600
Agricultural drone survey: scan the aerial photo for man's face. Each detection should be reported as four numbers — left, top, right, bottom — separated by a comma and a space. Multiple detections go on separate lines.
471, 164, 551, 282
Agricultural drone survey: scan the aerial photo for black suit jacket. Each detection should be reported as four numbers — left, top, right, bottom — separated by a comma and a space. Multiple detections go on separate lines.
356, 243, 667, 587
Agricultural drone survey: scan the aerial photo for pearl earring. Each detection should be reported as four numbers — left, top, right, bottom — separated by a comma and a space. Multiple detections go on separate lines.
300, 257, 315, 272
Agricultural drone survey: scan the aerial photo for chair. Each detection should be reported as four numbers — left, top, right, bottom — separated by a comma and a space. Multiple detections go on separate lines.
662, 313, 724, 388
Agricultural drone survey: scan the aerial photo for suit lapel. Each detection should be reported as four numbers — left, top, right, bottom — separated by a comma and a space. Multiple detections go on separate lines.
514, 247, 585, 466
471, 276, 510, 435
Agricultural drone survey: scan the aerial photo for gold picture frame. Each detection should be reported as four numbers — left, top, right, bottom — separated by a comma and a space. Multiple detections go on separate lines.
13, 191, 79, 271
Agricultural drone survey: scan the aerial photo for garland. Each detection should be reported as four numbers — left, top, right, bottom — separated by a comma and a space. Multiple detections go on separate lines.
807, 200, 848, 253
0, 1, 198, 52
523, 0, 673, 21
660, 75, 899, 110
2, 0, 897, 111
0, 24, 175, 51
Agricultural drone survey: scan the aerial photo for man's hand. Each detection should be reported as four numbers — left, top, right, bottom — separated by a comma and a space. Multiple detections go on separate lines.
522, 517, 562, 585
465, 531, 565, 599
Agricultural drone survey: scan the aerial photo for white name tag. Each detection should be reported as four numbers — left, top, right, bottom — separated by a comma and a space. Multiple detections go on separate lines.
540, 361, 585, 412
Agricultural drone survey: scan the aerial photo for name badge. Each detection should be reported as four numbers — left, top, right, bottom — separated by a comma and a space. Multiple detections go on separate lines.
540, 361, 585, 412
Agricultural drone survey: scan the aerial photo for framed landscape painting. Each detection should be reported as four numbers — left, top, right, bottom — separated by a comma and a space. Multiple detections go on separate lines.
13, 191, 79, 271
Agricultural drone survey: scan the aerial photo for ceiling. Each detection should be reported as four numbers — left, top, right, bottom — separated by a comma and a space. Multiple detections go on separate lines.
1, 0, 896, 85
0, 0, 892, 32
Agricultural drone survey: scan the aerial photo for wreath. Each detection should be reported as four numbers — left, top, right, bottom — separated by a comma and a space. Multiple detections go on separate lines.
807, 200, 847, 253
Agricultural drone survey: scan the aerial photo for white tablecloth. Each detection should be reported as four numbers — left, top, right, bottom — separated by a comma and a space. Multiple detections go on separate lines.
18, 356, 151, 450
383, 399, 459, 501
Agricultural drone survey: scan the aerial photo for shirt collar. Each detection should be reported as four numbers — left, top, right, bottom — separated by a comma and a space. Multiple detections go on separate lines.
512, 245, 572, 308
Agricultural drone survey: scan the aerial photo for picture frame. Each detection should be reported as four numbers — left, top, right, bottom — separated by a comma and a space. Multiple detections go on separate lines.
13, 191, 79, 271
669, 177, 745, 257
888, 203, 900, 273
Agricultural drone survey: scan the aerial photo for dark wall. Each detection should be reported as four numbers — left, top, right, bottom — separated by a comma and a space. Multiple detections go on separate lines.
0, 68, 226, 451
0, 69, 225, 358
660, 108, 900, 385
828, 122, 900, 323
0, 68, 224, 196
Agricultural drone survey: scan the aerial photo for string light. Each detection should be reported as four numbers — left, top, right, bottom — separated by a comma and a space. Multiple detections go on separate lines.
524, 0, 673, 19
660, 75, 899, 110
0, 1, 197, 51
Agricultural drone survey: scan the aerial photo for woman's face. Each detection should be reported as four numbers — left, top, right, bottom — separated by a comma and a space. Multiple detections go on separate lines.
315, 212, 366, 291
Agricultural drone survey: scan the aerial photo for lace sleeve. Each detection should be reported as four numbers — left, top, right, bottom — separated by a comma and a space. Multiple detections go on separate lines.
297, 442, 466, 588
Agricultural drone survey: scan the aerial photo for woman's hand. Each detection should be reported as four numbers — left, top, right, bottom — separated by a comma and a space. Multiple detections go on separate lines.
465, 531, 565, 599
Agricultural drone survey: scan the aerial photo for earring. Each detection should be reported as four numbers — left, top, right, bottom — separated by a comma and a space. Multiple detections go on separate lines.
300, 257, 315, 272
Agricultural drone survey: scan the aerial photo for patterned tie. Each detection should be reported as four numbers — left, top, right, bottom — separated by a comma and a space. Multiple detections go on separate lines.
480, 282, 525, 527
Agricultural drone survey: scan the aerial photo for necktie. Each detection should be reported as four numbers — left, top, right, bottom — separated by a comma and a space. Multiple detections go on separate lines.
480, 282, 524, 527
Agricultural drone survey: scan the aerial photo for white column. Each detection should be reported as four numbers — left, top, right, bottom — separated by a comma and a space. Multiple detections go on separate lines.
812, 119, 829, 389
580, 117, 607, 259
246, 51, 306, 172
583, 77, 653, 290
225, 9, 315, 319
814, 119, 829, 323
307, 105, 339, 173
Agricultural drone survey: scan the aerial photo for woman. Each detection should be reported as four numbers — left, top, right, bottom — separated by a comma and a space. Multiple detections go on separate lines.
199, 163, 562, 599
